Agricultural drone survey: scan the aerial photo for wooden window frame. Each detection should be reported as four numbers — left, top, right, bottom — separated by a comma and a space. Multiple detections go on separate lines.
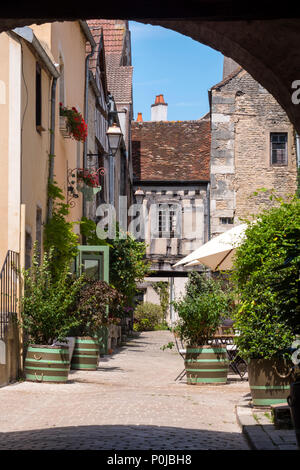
270, 132, 288, 166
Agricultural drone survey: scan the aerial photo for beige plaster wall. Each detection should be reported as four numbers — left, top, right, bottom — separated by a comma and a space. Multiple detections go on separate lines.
32, 21, 87, 228
20, 40, 51, 248
0, 33, 10, 266
0, 317, 20, 387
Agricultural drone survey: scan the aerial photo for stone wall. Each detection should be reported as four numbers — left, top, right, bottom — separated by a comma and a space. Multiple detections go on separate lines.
210, 69, 298, 237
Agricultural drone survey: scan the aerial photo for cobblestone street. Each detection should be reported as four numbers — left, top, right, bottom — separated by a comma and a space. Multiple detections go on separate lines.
0, 330, 250, 450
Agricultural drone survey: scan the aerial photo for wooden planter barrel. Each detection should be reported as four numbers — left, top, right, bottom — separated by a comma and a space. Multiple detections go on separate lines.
248, 358, 295, 406
70, 336, 100, 371
24, 344, 70, 383
185, 345, 229, 385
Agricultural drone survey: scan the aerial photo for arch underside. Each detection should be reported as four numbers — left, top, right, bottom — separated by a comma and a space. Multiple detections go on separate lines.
0, 16, 300, 132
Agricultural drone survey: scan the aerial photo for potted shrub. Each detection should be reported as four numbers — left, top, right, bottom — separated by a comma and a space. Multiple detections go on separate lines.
231, 195, 300, 406
70, 280, 123, 371
20, 247, 85, 383
172, 272, 232, 385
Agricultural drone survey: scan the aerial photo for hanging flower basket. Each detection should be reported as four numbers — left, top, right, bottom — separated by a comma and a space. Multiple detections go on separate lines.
77, 184, 101, 201
59, 103, 88, 143
76, 168, 102, 201
76, 168, 100, 188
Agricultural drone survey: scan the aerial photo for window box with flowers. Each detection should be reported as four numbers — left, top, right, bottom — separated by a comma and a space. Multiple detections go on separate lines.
59, 103, 88, 143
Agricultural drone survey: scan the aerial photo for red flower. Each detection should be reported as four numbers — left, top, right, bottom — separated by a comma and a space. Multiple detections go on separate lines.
59, 105, 88, 142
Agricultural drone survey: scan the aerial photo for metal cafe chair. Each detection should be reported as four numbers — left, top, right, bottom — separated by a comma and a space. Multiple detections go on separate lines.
212, 326, 248, 380
173, 332, 187, 382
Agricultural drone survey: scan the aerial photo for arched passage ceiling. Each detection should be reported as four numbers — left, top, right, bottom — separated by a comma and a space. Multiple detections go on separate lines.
1, 7, 300, 132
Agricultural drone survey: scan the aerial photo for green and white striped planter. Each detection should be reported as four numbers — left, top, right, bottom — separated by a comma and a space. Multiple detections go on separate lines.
185, 345, 229, 385
71, 336, 100, 371
248, 358, 295, 406
25, 344, 70, 383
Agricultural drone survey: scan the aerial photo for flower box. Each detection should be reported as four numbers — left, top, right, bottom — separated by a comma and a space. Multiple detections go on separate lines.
59, 116, 71, 139
59, 104, 88, 143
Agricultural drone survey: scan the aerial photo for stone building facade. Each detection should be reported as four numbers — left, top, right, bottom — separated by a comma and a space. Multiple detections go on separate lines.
209, 65, 298, 237
131, 97, 211, 324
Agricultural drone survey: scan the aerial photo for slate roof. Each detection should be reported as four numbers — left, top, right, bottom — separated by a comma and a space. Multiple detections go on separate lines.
131, 116, 211, 182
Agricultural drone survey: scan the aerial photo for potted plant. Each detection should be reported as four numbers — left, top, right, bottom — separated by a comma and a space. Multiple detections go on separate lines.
231, 195, 300, 406
20, 246, 85, 383
59, 103, 88, 143
76, 168, 100, 188
76, 168, 101, 202
70, 280, 123, 371
172, 272, 232, 385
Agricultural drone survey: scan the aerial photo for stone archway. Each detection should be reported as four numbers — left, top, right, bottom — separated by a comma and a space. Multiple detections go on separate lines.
1, 11, 300, 132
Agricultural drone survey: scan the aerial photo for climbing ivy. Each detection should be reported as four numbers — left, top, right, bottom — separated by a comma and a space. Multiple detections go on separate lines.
44, 180, 79, 279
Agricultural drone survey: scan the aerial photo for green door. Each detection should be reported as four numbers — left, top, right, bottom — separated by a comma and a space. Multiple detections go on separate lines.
75, 246, 109, 282
75, 246, 109, 354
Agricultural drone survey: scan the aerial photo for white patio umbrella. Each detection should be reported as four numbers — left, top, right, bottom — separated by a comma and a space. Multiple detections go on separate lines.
173, 223, 248, 271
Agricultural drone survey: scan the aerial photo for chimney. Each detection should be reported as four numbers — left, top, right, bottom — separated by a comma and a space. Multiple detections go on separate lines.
151, 94, 168, 121
136, 112, 143, 122
223, 56, 240, 79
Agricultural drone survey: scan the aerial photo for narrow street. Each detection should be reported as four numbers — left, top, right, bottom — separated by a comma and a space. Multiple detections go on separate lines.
0, 331, 250, 450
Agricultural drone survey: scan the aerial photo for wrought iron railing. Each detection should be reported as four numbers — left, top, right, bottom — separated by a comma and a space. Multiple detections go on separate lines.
0, 250, 19, 340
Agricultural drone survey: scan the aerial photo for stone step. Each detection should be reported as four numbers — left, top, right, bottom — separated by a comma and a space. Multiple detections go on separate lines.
271, 403, 293, 429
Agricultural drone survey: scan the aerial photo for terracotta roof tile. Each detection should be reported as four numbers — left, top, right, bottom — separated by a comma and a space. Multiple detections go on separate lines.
132, 117, 211, 182
87, 19, 132, 104
107, 67, 133, 103
87, 19, 127, 55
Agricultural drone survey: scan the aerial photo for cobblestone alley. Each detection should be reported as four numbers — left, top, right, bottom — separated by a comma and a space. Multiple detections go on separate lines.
0, 330, 250, 450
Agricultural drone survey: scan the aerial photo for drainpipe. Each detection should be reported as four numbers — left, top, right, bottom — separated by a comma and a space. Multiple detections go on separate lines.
81, 21, 96, 218
47, 77, 58, 222
81, 21, 96, 170
207, 182, 211, 241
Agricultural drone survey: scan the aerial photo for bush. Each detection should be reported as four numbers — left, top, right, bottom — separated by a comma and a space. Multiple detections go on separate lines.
80, 219, 151, 308
172, 272, 233, 346
72, 280, 124, 337
133, 302, 164, 331
20, 246, 85, 345
231, 195, 300, 359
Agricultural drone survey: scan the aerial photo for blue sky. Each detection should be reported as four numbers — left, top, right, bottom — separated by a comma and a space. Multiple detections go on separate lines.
129, 21, 224, 122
